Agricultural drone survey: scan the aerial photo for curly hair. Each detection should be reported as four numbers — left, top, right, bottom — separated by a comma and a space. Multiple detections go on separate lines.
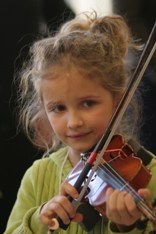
16, 12, 142, 152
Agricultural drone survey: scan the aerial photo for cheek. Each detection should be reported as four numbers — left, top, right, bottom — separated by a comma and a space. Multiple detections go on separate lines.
96, 119, 109, 134
48, 116, 65, 136
92, 110, 113, 134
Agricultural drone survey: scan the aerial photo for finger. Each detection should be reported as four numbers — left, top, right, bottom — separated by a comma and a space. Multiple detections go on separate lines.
106, 189, 121, 219
72, 213, 83, 223
49, 212, 83, 231
49, 196, 76, 224
60, 181, 79, 199
115, 191, 137, 225
116, 191, 128, 215
49, 218, 60, 230
124, 193, 142, 218
138, 188, 151, 200
41, 195, 76, 225
94, 202, 106, 216
40, 213, 55, 227
40, 202, 56, 225
107, 189, 120, 210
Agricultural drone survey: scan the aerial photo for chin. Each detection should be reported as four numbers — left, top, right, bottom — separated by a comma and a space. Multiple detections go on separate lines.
67, 140, 97, 154
74, 145, 95, 154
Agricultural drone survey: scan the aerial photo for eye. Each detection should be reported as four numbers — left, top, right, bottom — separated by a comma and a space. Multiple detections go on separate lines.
50, 104, 66, 113
83, 100, 97, 107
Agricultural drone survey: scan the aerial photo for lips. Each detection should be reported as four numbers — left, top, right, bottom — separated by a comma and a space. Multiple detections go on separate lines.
67, 132, 92, 139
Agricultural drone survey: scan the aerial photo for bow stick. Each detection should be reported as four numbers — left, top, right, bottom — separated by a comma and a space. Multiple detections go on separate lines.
51, 21, 156, 231
73, 20, 156, 206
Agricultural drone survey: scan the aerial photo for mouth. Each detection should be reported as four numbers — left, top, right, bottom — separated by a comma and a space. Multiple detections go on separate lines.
67, 132, 92, 139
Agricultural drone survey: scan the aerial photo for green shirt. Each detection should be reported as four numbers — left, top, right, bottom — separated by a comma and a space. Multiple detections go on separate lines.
3, 147, 156, 234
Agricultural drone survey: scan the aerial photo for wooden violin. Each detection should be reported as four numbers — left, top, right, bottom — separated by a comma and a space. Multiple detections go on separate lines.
65, 135, 156, 231
67, 135, 152, 204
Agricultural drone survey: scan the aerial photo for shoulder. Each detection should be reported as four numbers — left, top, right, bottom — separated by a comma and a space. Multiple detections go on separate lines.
146, 154, 156, 201
30, 146, 68, 172
146, 151, 156, 172
21, 147, 68, 182
24, 146, 71, 184
18, 147, 70, 200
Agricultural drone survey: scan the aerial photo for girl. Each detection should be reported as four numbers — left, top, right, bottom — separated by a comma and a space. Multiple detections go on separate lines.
4, 12, 156, 234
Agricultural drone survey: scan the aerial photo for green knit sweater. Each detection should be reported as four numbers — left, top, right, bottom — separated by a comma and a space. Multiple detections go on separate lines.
4, 147, 156, 234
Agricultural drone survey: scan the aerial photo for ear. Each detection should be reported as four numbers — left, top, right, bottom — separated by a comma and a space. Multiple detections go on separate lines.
34, 115, 53, 149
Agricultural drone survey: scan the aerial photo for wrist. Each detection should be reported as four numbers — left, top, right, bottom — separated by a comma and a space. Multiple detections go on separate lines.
110, 222, 137, 233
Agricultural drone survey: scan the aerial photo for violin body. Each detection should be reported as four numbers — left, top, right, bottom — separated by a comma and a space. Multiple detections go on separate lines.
66, 135, 152, 206
65, 135, 156, 230
97, 134, 152, 191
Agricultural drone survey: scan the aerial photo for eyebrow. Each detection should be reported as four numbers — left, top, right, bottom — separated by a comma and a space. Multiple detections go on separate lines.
45, 101, 61, 109
45, 95, 102, 107
78, 95, 102, 100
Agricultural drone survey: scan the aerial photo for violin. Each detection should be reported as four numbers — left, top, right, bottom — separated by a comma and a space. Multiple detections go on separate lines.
49, 21, 156, 232
67, 135, 152, 205
50, 135, 156, 232
64, 135, 156, 231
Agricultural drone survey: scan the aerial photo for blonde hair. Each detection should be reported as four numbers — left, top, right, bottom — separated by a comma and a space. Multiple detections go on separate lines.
17, 12, 142, 152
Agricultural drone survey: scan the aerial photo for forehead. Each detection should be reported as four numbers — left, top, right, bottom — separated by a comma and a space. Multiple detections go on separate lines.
42, 64, 98, 87
41, 69, 100, 95
40, 69, 114, 108
43, 60, 103, 83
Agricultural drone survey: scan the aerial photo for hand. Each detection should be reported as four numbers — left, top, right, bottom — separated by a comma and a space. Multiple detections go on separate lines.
105, 187, 150, 229
39, 181, 83, 229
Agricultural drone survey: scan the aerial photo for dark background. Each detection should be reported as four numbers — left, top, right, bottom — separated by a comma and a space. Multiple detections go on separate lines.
0, 0, 155, 233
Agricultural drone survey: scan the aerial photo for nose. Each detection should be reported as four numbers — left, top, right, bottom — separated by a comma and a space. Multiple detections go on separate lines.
67, 110, 83, 129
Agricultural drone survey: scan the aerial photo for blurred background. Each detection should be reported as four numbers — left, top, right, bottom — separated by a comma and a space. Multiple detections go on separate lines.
0, 0, 155, 232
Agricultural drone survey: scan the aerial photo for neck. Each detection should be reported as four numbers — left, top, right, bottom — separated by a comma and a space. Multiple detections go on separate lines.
68, 147, 81, 167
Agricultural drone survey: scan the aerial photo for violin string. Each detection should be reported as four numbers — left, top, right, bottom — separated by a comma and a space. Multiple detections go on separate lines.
96, 159, 156, 220
76, 154, 156, 221
98, 164, 156, 221
97, 160, 140, 200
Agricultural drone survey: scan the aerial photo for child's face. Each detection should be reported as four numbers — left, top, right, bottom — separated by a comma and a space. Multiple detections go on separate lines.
41, 68, 118, 154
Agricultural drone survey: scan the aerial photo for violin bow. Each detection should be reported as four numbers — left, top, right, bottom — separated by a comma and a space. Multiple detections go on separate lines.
75, 20, 156, 206
50, 21, 156, 231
